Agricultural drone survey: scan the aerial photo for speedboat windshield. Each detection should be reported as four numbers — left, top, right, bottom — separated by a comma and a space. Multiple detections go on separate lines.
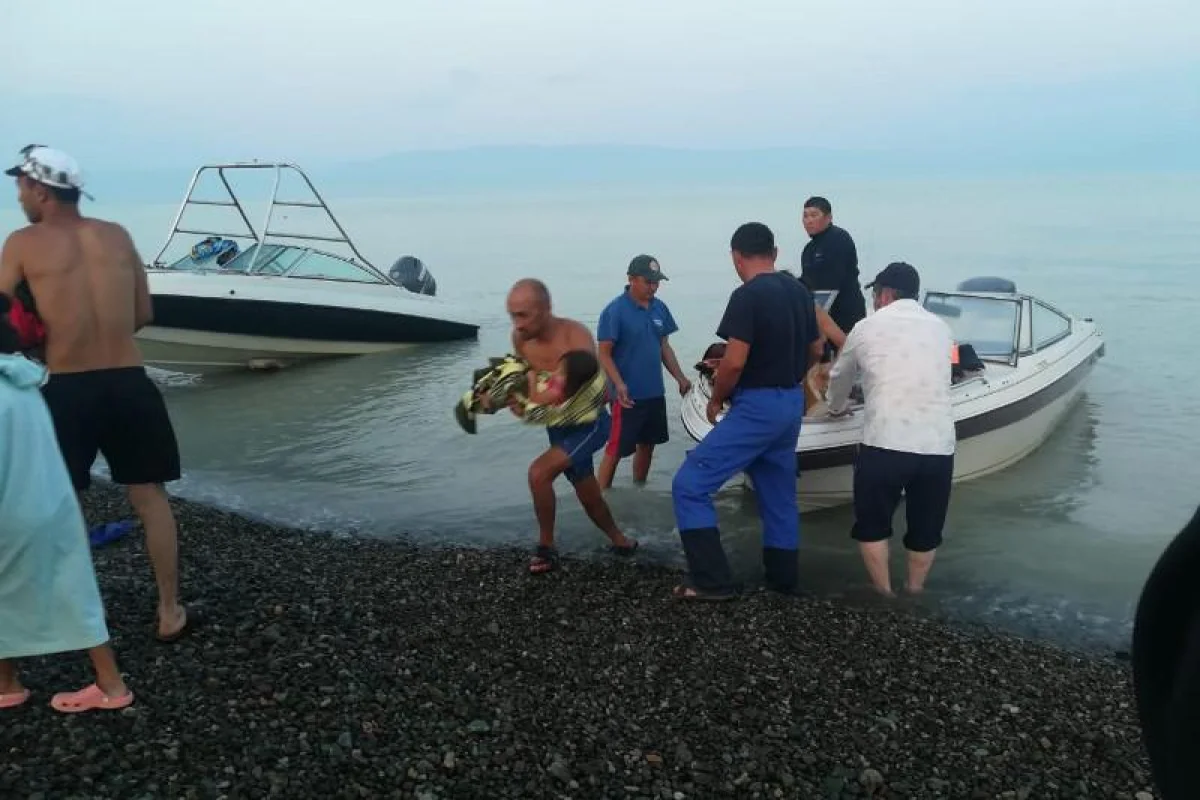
923, 292, 1020, 361
216, 244, 301, 274
166, 242, 386, 284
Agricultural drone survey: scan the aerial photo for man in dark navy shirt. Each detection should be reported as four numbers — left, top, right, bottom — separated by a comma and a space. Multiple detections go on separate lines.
596, 255, 692, 489
800, 196, 866, 341
670, 222, 823, 599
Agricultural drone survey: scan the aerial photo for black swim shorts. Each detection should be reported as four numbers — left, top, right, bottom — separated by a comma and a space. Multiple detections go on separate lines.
41, 366, 182, 491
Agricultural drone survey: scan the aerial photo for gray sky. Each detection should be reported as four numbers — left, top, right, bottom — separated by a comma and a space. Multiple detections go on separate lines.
1, 0, 1197, 171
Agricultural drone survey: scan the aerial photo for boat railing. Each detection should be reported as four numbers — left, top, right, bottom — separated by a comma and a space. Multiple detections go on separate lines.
149, 161, 393, 284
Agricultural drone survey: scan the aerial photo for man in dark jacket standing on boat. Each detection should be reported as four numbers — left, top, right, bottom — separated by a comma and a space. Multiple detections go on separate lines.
670, 222, 823, 600
800, 196, 866, 343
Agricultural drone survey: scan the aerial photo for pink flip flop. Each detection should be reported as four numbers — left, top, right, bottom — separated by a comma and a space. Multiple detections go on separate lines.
0, 688, 30, 709
50, 683, 134, 714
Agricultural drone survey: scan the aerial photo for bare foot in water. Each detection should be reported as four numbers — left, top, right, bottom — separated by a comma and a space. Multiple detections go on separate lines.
608, 534, 639, 555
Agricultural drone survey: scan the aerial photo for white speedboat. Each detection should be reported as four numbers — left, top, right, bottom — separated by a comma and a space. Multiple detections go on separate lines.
135, 161, 479, 371
680, 277, 1106, 512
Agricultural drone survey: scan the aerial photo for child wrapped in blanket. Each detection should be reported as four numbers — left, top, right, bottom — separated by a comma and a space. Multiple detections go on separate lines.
523, 350, 599, 407
455, 349, 607, 433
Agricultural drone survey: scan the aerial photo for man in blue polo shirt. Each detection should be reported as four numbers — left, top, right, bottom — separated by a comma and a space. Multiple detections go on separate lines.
596, 254, 692, 489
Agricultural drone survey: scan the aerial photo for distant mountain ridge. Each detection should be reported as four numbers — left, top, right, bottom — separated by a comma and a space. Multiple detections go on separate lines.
77, 141, 1198, 205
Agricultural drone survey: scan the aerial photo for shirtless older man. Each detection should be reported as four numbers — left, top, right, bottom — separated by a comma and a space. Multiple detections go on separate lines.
1, 145, 190, 642
497, 279, 638, 573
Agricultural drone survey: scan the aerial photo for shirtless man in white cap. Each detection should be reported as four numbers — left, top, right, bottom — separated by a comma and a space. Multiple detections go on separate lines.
0, 144, 191, 643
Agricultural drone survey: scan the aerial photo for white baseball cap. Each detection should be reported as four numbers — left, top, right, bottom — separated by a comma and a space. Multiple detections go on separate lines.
5, 144, 93, 199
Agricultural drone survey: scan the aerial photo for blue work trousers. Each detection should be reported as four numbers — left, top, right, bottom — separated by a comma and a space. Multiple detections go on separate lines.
671, 386, 804, 593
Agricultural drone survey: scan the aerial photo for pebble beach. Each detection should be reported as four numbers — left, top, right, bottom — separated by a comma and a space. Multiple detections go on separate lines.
0, 484, 1158, 799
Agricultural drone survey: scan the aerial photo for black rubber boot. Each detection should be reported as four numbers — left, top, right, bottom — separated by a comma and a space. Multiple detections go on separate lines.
679, 527, 736, 594
763, 547, 799, 595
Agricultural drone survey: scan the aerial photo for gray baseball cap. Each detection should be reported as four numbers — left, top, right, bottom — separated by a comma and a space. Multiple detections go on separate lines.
627, 254, 667, 281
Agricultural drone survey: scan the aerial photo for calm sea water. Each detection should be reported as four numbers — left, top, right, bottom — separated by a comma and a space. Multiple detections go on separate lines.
3, 171, 1197, 653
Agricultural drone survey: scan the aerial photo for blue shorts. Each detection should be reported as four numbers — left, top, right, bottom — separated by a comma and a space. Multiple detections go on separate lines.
546, 410, 611, 484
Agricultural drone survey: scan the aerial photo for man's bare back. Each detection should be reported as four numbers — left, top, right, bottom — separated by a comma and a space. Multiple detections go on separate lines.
4, 144, 191, 641
0, 217, 151, 374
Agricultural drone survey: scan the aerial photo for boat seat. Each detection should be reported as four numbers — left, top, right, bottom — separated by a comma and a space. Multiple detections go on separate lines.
957, 343, 985, 370
951, 342, 986, 383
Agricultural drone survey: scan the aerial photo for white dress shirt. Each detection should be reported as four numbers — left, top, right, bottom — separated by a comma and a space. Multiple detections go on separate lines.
826, 298, 956, 456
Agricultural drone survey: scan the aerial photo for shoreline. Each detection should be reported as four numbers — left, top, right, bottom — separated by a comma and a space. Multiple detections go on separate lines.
157, 478, 1138, 662
1, 483, 1156, 799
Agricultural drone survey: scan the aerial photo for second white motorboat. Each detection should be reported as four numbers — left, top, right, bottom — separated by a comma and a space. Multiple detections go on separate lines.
135, 161, 480, 371
680, 277, 1106, 512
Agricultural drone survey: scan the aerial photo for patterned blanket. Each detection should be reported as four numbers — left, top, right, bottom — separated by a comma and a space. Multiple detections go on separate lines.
454, 354, 607, 434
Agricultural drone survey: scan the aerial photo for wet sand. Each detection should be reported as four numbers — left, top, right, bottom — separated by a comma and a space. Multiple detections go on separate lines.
0, 484, 1157, 799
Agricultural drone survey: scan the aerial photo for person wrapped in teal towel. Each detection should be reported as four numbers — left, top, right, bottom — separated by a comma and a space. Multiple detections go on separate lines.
454, 349, 607, 433
0, 293, 134, 713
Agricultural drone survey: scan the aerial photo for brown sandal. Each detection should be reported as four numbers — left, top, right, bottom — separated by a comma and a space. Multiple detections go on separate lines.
529, 545, 558, 574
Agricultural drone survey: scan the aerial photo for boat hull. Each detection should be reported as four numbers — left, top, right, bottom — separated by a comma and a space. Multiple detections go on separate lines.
135, 325, 417, 370
137, 270, 478, 370
789, 352, 1097, 511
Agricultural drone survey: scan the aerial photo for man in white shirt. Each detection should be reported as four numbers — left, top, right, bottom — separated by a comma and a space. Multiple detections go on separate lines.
826, 261, 956, 597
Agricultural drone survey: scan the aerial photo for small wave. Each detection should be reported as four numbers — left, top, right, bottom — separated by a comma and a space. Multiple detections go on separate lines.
146, 366, 204, 388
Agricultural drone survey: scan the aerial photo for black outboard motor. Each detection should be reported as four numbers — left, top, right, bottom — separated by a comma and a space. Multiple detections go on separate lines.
389, 255, 437, 296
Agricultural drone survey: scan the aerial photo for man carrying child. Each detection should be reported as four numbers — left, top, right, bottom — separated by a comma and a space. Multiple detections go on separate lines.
489, 278, 639, 574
